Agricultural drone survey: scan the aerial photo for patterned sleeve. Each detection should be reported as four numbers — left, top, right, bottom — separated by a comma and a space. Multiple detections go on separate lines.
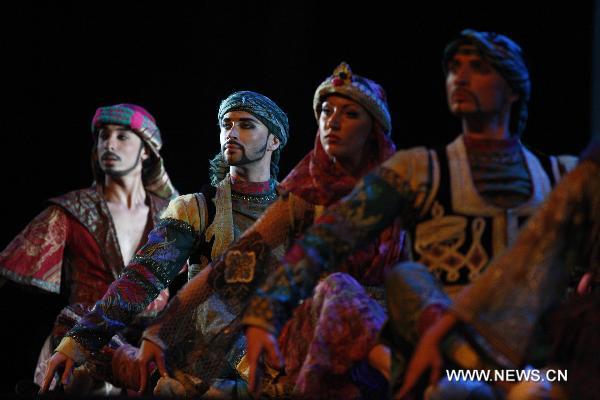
0, 206, 68, 294
242, 147, 434, 333
57, 194, 203, 360
244, 193, 310, 248
141, 195, 299, 350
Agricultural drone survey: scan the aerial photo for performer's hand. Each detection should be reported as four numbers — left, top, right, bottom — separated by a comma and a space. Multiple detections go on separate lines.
577, 272, 593, 295
394, 332, 443, 399
246, 326, 283, 395
39, 352, 75, 394
137, 339, 169, 394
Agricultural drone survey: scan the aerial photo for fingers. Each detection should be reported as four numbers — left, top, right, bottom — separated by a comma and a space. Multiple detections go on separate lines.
577, 272, 593, 294
40, 353, 68, 394
246, 327, 265, 394
247, 340, 261, 394
155, 350, 169, 379
246, 327, 282, 395
368, 344, 391, 382
138, 359, 148, 394
39, 362, 56, 394
395, 376, 415, 399
264, 338, 283, 371
395, 359, 423, 399
395, 355, 443, 399
429, 356, 442, 387
61, 357, 74, 386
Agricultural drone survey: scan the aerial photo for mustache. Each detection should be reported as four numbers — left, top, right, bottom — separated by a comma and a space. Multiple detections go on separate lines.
451, 88, 476, 99
100, 151, 121, 161
222, 140, 244, 151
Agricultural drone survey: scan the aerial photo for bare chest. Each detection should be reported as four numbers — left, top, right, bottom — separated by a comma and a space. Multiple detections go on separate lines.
107, 203, 151, 265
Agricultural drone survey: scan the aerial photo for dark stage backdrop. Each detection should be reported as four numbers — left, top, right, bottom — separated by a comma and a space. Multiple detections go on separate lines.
0, 1, 594, 393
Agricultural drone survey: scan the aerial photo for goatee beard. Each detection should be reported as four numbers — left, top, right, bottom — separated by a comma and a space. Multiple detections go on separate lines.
224, 138, 268, 166
102, 144, 144, 178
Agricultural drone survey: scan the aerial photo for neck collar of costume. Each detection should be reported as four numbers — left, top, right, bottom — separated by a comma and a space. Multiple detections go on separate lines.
229, 174, 277, 203
463, 134, 521, 155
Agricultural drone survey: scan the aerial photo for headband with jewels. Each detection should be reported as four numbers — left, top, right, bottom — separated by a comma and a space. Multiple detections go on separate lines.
313, 62, 392, 134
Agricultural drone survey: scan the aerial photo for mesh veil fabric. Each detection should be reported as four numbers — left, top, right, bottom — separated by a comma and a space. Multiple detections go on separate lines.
143, 229, 285, 396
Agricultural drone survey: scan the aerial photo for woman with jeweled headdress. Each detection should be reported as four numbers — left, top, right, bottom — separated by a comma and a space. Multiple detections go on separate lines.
136, 63, 408, 398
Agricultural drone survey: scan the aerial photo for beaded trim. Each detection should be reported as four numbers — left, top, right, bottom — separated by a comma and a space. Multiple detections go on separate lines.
231, 191, 278, 204
129, 256, 174, 285
157, 217, 197, 235
0, 268, 60, 293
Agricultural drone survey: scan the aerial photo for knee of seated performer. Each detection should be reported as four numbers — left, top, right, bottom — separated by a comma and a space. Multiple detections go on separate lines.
312, 273, 365, 307
319, 272, 360, 289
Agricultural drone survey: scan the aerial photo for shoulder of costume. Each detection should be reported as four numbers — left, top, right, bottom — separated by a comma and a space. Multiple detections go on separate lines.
378, 146, 439, 216
146, 190, 170, 213
160, 192, 209, 234
47, 186, 100, 208
46, 186, 103, 223
522, 144, 579, 184
380, 146, 434, 177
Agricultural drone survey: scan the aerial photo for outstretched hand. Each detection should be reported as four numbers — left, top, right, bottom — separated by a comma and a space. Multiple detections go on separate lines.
39, 351, 75, 394
394, 311, 458, 398
394, 331, 443, 399
245, 326, 284, 395
136, 339, 170, 394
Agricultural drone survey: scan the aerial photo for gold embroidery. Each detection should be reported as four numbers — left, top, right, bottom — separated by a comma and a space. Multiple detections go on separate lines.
224, 250, 256, 283
465, 217, 488, 281
415, 201, 489, 284
415, 201, 467, 282
345, 190, 383, 228
447, 136, 554, 259
141, 238, 176, 257
205, 175, 235, 259
236, 354, 250, 382
161, 194, 203, 232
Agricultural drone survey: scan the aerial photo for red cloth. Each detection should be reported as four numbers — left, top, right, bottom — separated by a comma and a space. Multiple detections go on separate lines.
273, 127, 406, 397
1, 189, 171, 388
279, 125, 405, 286
230, 175, 273, 194
0, 205, 169, 310
278, 274, 387, 399
66, 212, 121, 305
278, 125, 396, 206
0, 207, 67, 293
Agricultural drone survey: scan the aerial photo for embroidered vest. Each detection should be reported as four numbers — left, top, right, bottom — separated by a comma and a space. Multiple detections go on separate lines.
411, 138, 560, 295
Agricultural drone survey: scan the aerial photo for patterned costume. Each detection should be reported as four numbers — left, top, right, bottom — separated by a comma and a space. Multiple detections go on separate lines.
393, 141, 599, 399
0, 103, 176, 390
53, 92, 289, 394
242, 135, 574, 334
138, 63, 407, 399
242, 31, 577, 395
450, 142, 599, 399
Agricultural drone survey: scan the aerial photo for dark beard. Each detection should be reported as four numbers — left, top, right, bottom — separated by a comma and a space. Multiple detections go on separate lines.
102, 143, 144, 178
224, 136, 269, 166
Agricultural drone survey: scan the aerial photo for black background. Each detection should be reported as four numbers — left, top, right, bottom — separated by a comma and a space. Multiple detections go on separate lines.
0, 1, 595, 393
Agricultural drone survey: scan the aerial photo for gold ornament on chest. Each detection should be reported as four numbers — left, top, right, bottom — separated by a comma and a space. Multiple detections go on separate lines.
415, 201, 489, 282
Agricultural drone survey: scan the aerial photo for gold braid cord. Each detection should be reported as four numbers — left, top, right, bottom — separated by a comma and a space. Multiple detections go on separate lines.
205, 175, 235, 260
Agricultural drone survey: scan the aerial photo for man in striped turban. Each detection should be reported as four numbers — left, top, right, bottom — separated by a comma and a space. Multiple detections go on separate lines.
1, 103, 177, 395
